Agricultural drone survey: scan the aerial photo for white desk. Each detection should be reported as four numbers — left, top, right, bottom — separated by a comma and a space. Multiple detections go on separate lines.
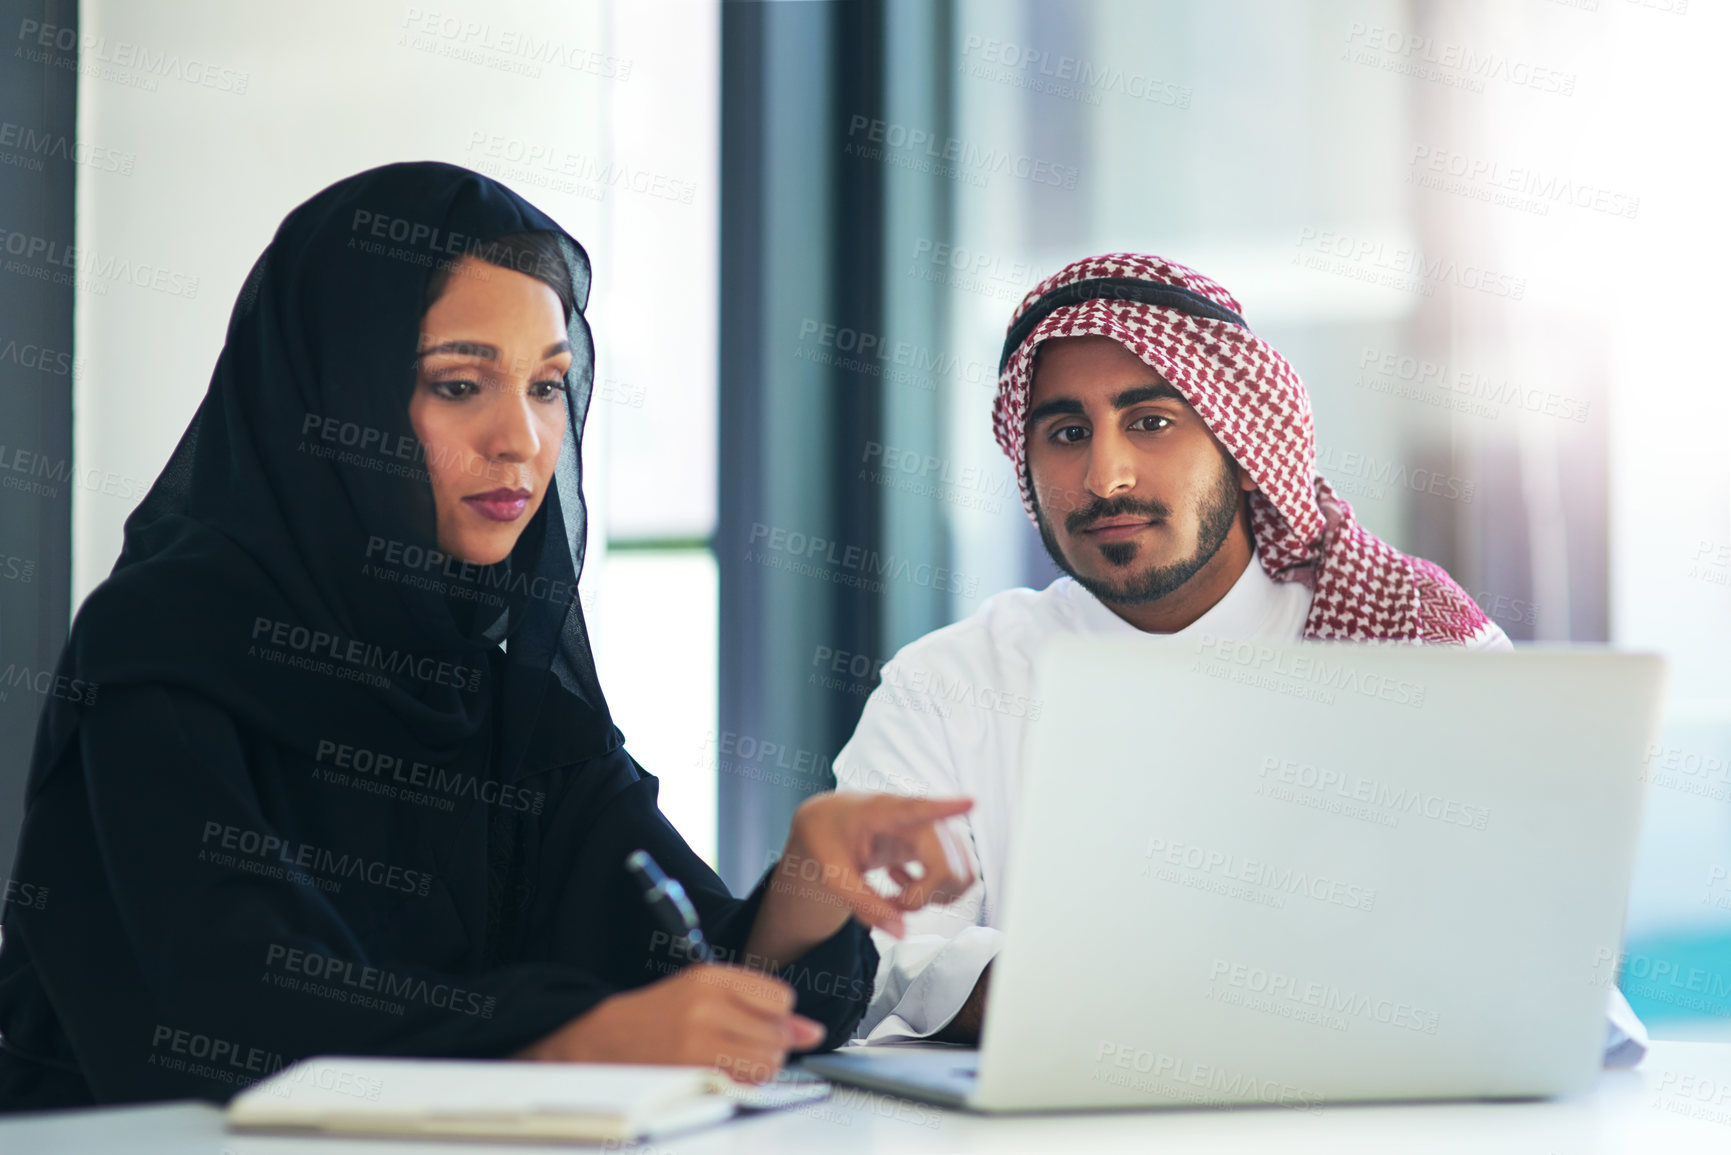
8, 1041, 1731, 1154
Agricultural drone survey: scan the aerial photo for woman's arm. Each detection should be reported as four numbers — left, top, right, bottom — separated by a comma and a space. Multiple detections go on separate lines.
511, 759, 971, 1068
13, 684, 620, 1104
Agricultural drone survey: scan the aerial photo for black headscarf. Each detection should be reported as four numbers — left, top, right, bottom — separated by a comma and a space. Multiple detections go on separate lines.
29, 160, 617, 798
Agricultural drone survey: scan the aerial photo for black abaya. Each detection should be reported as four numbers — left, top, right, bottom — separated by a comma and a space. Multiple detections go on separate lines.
0, 162, 874, 1109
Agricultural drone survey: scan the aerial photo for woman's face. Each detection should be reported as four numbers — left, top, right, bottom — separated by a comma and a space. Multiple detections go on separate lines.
408, 256, 572, 565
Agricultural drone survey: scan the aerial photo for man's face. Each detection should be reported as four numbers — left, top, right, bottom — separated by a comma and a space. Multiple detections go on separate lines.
1025, 335, 1254, 605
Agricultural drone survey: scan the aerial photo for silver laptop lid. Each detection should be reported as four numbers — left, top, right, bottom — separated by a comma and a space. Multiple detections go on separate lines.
974, 640, 1664, 1112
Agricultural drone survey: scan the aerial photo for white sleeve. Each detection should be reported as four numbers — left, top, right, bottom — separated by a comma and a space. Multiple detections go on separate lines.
1462, 618, 1513, 651
1603, 985, 1649, 1068
1459, 616, 1651, 1064
833, 668, 1001, 1042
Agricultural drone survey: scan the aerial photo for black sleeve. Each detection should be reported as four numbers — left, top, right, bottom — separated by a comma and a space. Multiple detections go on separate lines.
525, 756, 877, 1051
17, 684, 625, 1104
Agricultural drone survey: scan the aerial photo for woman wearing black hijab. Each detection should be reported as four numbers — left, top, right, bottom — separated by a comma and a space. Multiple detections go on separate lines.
0, 162, 974, 1110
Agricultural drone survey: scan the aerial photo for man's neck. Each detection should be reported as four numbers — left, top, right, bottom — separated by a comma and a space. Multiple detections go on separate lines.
1096, 518, 1255, 634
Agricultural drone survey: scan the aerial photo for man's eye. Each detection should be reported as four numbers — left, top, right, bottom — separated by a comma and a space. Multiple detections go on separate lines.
1132, 415, 1172, 432
1052, 424, 1088, 444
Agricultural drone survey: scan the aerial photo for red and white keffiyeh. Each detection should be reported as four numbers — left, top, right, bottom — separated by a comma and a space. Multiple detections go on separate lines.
992, 252, 1489, 644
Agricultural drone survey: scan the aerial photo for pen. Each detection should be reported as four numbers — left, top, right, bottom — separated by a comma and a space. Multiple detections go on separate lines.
625, 849, 717, 966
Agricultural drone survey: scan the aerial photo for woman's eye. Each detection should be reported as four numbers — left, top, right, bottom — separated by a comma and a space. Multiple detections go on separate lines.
531, 378, 569, 401
431, 378, 479, 400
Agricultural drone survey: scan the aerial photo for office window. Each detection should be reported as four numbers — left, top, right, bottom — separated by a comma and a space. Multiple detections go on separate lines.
585, 1, 721, 866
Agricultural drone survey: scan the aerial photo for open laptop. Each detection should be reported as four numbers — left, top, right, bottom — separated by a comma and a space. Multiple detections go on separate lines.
804, 640, 1664, 1112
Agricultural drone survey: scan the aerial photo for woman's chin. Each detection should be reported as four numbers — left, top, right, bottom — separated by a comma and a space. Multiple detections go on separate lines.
441, 529, 518, 567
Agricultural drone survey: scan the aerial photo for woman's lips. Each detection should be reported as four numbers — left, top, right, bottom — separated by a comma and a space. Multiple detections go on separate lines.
462, 490, 530, 522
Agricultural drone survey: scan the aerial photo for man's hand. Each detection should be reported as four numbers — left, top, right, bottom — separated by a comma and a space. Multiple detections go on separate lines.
932, 963, 992, 1044
512, 964, 822, 1083
745, 793, 976, 969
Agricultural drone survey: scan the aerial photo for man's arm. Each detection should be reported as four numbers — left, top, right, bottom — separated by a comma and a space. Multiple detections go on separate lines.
832, 661, 1003, 1042
930, 963, 991, 1044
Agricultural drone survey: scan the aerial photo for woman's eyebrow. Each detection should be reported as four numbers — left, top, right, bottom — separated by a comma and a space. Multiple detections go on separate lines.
417, 339, 573, 361
418, 340, 497, 361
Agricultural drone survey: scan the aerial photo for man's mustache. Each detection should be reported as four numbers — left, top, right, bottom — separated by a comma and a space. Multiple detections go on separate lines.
1064, 495, 1172, 535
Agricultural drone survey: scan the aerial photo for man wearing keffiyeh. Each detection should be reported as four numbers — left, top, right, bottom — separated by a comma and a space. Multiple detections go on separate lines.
832, 251, 1648, 1065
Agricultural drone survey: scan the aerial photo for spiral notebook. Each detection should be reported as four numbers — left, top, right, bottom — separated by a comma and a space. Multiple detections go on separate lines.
226, 1055, 832, 1144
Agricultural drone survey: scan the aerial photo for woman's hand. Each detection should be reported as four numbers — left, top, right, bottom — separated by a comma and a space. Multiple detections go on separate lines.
745, 793, 976, 968
512, 964, 823, 1083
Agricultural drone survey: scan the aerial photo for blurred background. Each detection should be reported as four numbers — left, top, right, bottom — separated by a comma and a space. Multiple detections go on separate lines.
1, 0, 1727, 1036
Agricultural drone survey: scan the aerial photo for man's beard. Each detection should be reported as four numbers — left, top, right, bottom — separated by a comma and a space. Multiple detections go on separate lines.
1034, 451, 1243, 606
